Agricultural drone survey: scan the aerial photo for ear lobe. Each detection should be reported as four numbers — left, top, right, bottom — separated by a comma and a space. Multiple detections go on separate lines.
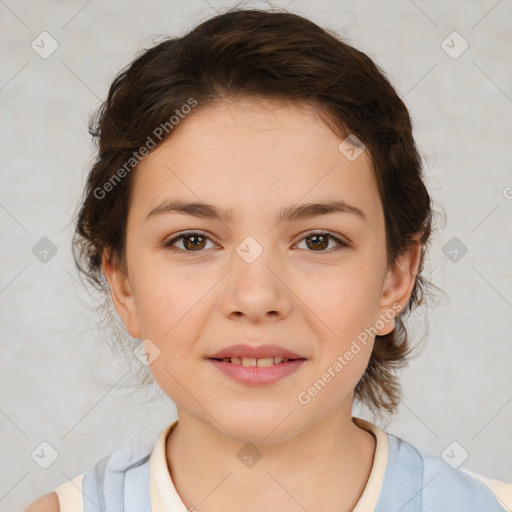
377, 242, 423, 336
101, 250, 142, 339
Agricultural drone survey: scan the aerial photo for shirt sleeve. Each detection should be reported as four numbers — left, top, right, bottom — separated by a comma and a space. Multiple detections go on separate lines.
53, 474, 85, 512
461, 469, 512, 512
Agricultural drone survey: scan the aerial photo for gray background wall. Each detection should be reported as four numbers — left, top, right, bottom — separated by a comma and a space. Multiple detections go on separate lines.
1, 0, 511, 510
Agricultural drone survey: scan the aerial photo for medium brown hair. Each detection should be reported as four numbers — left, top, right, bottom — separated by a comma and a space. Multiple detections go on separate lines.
72, 7, 440, 417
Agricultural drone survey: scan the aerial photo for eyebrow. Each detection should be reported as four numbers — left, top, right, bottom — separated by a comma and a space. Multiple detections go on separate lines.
144, 199, 368, 224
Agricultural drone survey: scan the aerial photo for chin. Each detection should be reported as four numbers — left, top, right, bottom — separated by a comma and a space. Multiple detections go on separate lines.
216, 403, 302, 445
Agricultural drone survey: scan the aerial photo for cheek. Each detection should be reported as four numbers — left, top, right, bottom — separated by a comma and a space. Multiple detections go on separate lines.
299, 258, 382, 388
129, 253, 205, 337
130, 267, 217, 404
304, 259, 383, 336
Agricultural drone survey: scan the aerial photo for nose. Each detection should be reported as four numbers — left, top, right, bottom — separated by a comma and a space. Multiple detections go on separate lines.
219, 239, 293, 322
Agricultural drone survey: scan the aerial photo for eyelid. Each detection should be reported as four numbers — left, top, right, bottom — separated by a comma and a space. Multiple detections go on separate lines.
297, 229, 351, 247
163, 229, 216, 247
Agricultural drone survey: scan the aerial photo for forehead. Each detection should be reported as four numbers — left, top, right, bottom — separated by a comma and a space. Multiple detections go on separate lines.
130, 98, 382, 226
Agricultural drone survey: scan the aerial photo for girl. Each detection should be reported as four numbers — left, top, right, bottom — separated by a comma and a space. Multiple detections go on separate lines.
25, 7, 510, 512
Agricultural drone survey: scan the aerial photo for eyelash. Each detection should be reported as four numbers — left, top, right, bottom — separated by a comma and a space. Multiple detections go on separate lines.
163, 230, 350, 254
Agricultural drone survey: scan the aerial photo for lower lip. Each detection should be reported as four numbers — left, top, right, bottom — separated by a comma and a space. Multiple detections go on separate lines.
208, 359, 306, 385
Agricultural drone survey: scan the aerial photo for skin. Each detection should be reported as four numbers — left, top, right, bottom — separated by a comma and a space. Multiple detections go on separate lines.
103, 97, 421, 512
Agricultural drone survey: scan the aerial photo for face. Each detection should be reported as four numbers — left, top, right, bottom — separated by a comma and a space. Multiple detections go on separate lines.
104, 98, 420, 444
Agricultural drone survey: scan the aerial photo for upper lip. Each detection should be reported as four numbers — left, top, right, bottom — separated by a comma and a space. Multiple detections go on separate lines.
208, 344, 305, 360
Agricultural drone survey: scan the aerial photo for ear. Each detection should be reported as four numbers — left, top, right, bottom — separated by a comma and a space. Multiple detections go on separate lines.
102, 250, 142, 339
376, 242, 422, 336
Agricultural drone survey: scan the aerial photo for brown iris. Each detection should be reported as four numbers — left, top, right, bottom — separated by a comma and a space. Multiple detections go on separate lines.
182, 234, 207, 251
305, 234, 329, 251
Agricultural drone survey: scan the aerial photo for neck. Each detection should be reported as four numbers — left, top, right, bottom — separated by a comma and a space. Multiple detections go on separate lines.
166, 408, 376, 512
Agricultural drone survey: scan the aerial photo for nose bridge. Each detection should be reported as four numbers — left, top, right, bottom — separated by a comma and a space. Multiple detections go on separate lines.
235, 233, 267, 266
230, 231, 283, 286
229, 205, 279, 265
220, 201, 291, 281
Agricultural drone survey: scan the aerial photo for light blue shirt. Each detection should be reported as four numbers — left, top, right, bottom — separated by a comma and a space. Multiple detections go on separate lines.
80, 430, 505, 511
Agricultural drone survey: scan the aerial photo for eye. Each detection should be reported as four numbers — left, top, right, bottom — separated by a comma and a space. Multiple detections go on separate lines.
163, 230, 350, 253
164, 230, 216, 252
295, 231, 350, 252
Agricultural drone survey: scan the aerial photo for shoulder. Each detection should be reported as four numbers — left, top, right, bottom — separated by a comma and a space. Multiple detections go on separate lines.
383, 434, 508, 511
82, 445, 152, 509
87, 443, 152, 475
23, 492, 60, 512
420, 448, 508, 510
23, 446, 152, 512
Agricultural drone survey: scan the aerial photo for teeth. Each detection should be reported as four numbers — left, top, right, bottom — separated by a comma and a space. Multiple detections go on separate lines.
220, 356, 290, 366
256, 357, 274, 367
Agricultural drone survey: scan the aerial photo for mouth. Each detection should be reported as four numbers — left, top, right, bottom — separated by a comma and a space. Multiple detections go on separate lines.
207, 356, 306, 385
208, 356, 305, 367
207, 344, 307, 385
